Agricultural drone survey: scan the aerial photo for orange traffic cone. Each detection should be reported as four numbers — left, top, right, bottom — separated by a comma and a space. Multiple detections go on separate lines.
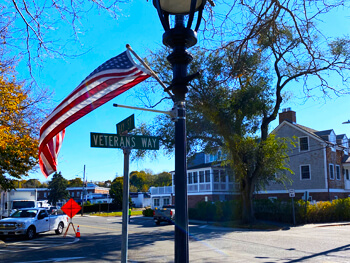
76, 225, 81, 238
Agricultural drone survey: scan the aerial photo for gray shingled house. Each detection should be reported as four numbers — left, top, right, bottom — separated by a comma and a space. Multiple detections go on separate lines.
258, 108, 350, 201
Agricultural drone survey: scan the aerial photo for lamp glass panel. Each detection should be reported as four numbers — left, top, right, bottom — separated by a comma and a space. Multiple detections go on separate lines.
159, 0, 203, 14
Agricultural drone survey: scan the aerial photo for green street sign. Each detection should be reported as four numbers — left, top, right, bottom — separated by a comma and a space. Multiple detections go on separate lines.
116, 114, 135, 134
90, 132, 159, 150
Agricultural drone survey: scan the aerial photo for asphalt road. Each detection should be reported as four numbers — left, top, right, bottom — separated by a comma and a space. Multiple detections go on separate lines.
1, 215, 350, 262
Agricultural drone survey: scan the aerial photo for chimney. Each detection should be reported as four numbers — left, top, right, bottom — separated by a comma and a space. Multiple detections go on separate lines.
279, 108, 296, 124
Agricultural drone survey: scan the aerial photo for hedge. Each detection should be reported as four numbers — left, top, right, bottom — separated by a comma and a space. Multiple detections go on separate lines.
255, 198, 350, 224
189, 198, 350, 224
189, 200, 241, 222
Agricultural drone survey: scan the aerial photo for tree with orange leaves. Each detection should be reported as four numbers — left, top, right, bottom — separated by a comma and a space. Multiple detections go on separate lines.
0, 65, 43, 190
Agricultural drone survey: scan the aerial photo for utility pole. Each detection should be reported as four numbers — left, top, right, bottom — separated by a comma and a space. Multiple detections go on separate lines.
81, 165, 86, 216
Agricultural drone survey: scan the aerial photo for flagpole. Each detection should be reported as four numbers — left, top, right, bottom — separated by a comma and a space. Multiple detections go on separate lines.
126, 44, 173, 99
113, 103, 174, 117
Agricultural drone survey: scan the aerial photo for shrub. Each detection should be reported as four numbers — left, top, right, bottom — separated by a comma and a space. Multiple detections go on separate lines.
188, 200, 241, 222
142, 208, 154, 217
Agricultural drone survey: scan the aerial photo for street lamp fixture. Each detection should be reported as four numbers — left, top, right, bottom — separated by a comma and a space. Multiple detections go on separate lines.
153, 1, 206, 263
342, 120, 350, 124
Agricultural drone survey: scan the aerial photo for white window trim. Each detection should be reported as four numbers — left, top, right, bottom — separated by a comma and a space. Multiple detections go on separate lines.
336, 165, 341, 180
299, 136, 309, 152
300, 164, 311, 180
329, 164, 335, 180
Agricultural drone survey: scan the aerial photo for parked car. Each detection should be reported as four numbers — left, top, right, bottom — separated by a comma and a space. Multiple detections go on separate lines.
0, 208, 68, 240
153, 205, 175, 225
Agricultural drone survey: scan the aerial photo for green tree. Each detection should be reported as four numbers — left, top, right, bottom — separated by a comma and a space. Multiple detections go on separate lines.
22, 179, 42, 188
153, 172, 172, 187
130, 171, 148, 192
68, 178, 83, 187
109, 177, 124, 210
47, 172, 69, 206
142, 2, 350, 223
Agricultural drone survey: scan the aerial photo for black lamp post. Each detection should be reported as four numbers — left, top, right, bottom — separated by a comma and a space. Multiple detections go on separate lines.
153, 1, 206, 263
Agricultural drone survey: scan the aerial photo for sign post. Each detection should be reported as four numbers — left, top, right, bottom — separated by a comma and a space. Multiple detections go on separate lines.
121, 147, 131, 263
289, 189, 296, 225
91, 115, 159, 263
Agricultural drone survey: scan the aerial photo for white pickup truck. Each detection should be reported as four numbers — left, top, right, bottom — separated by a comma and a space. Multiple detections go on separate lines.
0, 208, 68, 240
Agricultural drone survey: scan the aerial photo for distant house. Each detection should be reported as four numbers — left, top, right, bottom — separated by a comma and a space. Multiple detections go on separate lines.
150, 151, 239, 209
130, 192, 151, 208
259, 108, 350, 200
36, 183, 110, 204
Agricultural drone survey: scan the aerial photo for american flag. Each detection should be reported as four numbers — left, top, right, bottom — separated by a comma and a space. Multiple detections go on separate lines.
39, 50, 151, 177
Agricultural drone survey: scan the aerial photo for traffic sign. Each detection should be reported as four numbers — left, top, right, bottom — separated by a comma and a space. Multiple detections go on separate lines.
116, 114, 135, 134
61, 198, 81, 218
90, 132, 159, 150
289, 189, 295, 198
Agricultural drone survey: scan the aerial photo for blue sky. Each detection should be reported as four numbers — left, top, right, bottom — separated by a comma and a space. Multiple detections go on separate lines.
21, 2, 350, 183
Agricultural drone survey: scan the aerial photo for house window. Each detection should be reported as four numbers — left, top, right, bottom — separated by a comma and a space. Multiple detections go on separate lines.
336, 165, 341, 180
301, 165, 311, 180
71, 192, 75, 197
44, 192, 47, 198
346, 169, 349, 180
329, 164, 334, 180
213, 170, 220, 182
188, 172, 193, 184
205, 170, 210, 182
193, 172, 198, 184
199, 171, 205, 183
299, 137, 309, 151
154, 198, 160, 207
220, 170, 226, 182
163, 198, 170, 206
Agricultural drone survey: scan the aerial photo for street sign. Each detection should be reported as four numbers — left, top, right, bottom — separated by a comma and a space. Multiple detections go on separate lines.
61, 198, 81, 218
116, 114, 135, 134
289, 189, 295, 198
90, 132, 159, 150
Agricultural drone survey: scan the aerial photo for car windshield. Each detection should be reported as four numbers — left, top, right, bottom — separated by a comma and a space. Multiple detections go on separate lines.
10, 209, 38, 218
12, 201, 35, 209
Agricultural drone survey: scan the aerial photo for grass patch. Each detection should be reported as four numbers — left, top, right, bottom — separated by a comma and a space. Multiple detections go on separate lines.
93, 210, 144, 217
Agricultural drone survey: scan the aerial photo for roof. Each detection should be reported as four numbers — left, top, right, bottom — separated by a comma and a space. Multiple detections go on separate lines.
342, 155, 350, 163
314, 129, 333, 136
275, 120, 349, 152
284, 123, 335, 143
337, 134, 347, 140
187, 162, 223, 170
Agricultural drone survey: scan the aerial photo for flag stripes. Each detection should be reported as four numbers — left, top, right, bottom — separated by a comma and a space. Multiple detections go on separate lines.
39, 50, 150, 177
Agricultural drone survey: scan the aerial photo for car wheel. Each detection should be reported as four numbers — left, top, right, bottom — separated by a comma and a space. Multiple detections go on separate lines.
26, 226, 36, 240
0, 235, 6, 241
155, 220, 160, 226
55, 222, 64, 235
